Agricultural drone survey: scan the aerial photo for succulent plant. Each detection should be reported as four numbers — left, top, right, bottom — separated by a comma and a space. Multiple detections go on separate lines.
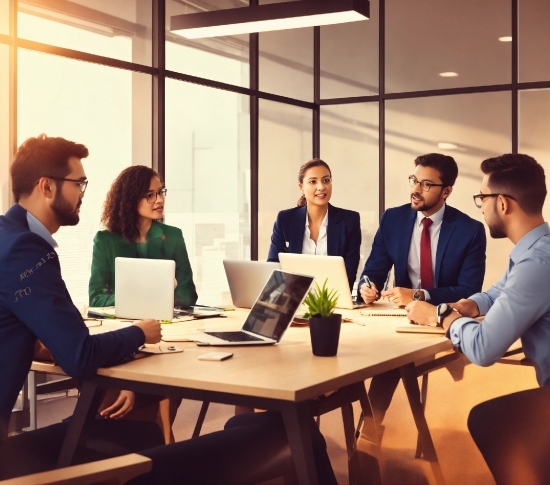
303, 278, 339, 318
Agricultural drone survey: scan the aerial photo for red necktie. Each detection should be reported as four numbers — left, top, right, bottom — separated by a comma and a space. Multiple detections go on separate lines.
420, 218, 434, 289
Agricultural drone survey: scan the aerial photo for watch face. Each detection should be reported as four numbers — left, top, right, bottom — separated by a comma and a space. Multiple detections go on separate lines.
438, 303, 448, 316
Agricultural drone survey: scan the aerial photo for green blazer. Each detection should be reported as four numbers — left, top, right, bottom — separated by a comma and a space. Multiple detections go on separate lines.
89, 222, 198, 308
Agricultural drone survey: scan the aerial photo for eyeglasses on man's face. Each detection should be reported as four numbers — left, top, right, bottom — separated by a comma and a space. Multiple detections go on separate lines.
473, 192, 516, 209
45, 176, 88, 194
144, 188, 167, 204
408, 175, 445, 192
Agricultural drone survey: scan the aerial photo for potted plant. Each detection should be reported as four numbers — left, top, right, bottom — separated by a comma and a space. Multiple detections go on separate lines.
304, 279, 341, 356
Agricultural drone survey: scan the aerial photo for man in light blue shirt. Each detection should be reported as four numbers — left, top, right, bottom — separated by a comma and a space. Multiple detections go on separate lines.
407, 153, 550, 384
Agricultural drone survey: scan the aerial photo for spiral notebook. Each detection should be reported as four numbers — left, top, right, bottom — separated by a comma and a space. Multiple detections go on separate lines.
360, 308, 407, 317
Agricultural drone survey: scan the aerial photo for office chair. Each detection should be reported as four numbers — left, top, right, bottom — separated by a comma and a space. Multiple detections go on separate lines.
468, 386, 550, 485
0, 453, 151, 485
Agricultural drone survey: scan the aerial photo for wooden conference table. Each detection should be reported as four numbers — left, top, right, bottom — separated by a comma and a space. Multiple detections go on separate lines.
32, 305, 452, 485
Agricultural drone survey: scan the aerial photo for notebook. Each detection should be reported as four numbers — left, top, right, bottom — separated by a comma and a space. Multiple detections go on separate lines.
360, 307, 407, 317
115, 257, 175, 320
191, 270, 314, 346
223, 260, 281, 308
278, 253, 367, 310
395, 325, 446, 334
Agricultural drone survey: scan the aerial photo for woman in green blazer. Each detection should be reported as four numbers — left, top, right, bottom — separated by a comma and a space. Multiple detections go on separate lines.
88, 165, 196, 437
89, 166, 198, 309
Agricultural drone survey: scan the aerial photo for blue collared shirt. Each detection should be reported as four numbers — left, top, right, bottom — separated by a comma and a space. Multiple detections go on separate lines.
26, 211, 57, 248
449, 222, 550, 386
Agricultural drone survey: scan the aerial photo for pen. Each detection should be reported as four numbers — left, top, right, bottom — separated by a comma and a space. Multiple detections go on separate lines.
362, 275, 372, 288
191, 305, 235, 312
87, 310, 115, 319
383, 271, 391, 292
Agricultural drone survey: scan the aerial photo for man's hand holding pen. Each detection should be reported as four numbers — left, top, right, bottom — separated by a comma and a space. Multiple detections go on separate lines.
359, 275, 380, 304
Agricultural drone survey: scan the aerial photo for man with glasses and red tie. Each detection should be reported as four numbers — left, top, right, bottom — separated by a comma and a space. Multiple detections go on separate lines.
357, 153, 487, 424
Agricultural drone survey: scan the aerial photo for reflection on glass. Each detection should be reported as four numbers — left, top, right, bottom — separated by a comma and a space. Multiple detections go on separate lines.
320, 103, 379, 286
0, 45, 8, 213
519, 0, 550, 82
320, 0, 378, 99
166, 0, 249, 87
18, 49, 152, 307
385, 92, 512, 287
258, 99, 312, 259
519, 89, 550, 220
259, 27, 313, 101
386, 0, 510, 93
17, 0, 152, 65
165, 79, 250, 307
243, 270, 313, 339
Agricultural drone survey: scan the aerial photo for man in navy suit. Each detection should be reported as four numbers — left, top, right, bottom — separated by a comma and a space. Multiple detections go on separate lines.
358, 153, 486, 422
0, 135, 337, 484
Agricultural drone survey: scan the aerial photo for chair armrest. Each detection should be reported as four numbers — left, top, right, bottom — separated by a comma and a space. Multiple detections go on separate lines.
0, 453, 151, 485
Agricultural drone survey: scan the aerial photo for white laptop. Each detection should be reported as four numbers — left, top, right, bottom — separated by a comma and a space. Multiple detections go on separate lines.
193, 270, 314, 346
278, 253, 366, 310
115, 257, 175, 320
223, 260, 280, 308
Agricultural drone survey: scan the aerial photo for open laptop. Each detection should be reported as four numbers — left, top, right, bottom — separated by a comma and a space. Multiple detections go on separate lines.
193, 270, 313, 346
278, 253, 367, 310
223, 260, 280, 308
115, 257, 175, 320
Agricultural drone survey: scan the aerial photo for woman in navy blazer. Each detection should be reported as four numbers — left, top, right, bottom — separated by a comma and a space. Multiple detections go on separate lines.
267, 159, 361, 290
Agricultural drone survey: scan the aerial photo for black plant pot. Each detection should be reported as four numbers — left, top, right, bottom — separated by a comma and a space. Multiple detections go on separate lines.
309, 313, 342, 357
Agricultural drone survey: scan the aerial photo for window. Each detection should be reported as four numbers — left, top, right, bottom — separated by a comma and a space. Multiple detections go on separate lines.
18, 49, 151, 308
165, 79, 250, 306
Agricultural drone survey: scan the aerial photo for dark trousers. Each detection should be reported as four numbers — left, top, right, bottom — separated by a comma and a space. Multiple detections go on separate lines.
1, 411, 337, 485
368, 369, 401, 423
468, 386, 550, 485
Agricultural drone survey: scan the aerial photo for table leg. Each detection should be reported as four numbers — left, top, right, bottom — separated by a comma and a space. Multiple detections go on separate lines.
355, 384, 382, 485
281, 401, 319, 485
56, 380, 103, 468
399, 363, 446, 485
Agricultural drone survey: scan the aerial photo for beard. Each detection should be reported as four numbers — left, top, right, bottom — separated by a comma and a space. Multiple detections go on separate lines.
410, 192, 440, 213
486, 200, 507, 239
52, 192, 81, 226
488, 217, 507, 239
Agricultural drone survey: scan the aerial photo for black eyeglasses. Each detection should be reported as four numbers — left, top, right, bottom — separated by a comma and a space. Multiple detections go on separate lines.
144, 188, 167, 204
46, 176, 88, 194
473, 192, 516, 208
408, 175, 446, 192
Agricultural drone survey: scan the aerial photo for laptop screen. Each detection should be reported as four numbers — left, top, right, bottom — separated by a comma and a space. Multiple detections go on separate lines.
242, 270, 313, 341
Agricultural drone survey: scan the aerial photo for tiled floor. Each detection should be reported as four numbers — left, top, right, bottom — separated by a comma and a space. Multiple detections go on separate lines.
31, 361, 537, 484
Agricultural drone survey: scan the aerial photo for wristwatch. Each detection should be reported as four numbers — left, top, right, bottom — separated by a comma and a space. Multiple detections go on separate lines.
413, 289, 423, 301
436, 303, 453, 327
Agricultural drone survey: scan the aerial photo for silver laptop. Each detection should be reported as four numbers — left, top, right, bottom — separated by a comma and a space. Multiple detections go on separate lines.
278, 253, 366, 310
115, 257, 175, 320
223, 260, 280, 308
194, 270, 314, 346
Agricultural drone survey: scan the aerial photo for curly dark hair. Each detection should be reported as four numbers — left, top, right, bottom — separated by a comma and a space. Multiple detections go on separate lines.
101, 165, 162, 242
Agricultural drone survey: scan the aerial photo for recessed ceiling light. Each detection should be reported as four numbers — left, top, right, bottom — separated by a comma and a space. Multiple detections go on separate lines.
499, 36, 513, 42
437, 142, 458, 150
439, 72, 458, 77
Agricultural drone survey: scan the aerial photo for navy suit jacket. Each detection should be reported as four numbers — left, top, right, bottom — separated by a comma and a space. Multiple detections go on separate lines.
358, 203, 486, 305
0, 204, 144, 433
267, 204, 361, 290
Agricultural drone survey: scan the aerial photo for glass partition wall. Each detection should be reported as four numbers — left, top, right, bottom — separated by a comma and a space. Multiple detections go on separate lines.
2, 0, 550, 304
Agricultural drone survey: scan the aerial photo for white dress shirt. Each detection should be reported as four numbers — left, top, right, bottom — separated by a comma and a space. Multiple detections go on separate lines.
302, 211, 328, 256
407, 203, 445, 300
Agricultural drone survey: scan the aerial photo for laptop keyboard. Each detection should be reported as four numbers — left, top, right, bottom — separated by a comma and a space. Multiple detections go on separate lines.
204, 331, 264, 342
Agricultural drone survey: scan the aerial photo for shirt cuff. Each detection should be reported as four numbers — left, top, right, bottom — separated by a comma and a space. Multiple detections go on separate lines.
470, 294, 490, 315
447, 316, 478, 345
423, 289, 430, 301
